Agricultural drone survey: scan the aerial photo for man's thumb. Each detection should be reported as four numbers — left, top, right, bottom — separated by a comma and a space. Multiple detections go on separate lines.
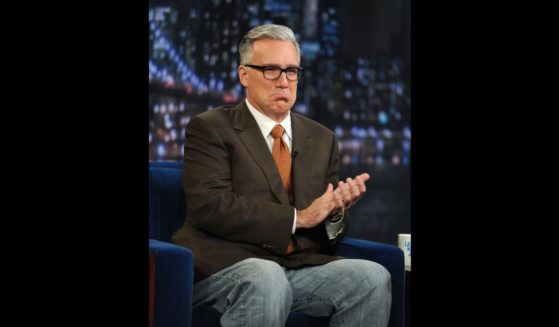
324, 183, 334, 195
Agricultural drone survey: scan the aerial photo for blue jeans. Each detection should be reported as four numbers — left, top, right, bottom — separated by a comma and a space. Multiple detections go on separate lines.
193, 258, 392, 327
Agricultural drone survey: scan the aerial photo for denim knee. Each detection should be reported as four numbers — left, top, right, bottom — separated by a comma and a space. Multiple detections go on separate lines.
237, 258, 292, 301
347, 260, 391, 291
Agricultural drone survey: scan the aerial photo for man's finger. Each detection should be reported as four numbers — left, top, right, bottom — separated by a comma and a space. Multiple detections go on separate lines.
333, 191, 344, 209
355, 176, 367, 193
357, 173, 370, 182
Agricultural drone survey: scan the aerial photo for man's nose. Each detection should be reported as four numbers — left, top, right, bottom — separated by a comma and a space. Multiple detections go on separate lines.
275, 71, 289, 87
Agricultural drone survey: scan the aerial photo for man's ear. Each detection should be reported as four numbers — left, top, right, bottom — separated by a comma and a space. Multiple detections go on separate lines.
238, 65, 248, 87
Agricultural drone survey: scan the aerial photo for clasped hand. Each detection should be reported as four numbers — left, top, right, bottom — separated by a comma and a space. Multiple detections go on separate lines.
296, 173, 370, 229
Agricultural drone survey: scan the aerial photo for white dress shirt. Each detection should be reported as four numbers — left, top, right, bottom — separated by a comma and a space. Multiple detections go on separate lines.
245, 99, 297, 234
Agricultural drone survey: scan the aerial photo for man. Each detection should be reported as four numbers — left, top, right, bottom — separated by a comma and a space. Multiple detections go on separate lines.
172, 24, 391, 327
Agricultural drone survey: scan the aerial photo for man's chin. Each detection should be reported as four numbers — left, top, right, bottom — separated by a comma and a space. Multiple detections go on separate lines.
273, 101, 293, 112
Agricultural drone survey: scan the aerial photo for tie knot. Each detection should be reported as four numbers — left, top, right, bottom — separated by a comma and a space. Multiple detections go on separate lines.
271, 124, 285, 138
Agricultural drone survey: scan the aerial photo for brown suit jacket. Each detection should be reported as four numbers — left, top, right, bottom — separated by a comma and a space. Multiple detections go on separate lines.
172, 101, 348, 282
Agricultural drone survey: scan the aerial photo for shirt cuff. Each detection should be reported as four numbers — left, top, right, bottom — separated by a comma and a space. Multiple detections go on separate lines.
292, 208, 297, 234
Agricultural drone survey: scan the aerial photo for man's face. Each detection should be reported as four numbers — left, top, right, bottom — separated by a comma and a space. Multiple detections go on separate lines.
238, 39, 299, 122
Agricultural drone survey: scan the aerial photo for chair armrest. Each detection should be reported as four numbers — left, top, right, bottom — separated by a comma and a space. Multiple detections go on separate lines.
336, 237, 404, 270
149, 239, 194, 327
335, 237, 405, 327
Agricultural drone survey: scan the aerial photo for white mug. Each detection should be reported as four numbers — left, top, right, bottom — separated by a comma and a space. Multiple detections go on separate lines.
397, 233, 411, 269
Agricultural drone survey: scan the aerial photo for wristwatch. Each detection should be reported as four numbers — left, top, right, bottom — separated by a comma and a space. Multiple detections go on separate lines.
328, 208, 345, 223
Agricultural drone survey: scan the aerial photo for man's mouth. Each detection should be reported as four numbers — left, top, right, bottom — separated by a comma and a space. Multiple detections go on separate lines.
272, 94, 290, 101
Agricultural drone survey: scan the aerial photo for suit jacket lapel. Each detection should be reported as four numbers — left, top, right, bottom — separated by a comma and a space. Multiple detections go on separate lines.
291, 113, 314, 209
233, 102, 289, 205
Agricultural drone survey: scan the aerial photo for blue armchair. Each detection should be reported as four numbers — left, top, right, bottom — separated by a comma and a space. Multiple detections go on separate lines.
149, 161, 405, 327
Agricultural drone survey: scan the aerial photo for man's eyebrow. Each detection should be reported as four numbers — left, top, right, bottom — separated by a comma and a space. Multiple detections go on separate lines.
259, 64, 301, 68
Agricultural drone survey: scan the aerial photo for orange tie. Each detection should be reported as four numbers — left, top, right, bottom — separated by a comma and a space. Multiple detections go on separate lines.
271, 125, 292, 193
271, 124, 295, 254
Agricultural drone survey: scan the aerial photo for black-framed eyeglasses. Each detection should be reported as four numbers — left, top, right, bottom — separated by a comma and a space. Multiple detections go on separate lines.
244, 64, 304, 81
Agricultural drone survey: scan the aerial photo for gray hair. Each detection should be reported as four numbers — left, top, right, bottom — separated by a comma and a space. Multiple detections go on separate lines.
239, 24, 300, 65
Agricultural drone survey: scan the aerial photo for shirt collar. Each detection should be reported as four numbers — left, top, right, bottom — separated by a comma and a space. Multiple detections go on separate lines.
245, 98, 292, 141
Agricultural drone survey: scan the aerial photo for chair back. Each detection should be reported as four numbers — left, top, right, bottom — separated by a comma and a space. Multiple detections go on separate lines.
149, 161, 183, 169
149, 163, 186, 242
